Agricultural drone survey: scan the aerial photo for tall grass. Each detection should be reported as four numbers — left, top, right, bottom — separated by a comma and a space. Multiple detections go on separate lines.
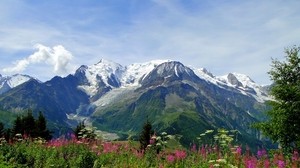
0, 134, 299, 168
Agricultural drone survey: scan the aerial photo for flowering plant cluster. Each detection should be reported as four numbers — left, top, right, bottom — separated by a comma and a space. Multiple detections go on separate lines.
0, 131, 299, 167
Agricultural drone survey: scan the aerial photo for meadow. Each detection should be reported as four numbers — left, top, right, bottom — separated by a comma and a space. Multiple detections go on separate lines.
0, 133, 299, 168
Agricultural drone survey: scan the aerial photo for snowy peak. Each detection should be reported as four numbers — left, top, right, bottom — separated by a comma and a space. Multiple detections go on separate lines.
0, 74, 34, 94
120, 60, 170, 86
140, 61, 199, 87
214, 72, 270, 102
154, 61, 193, 77
226, 73, 244, 87
75, 59, 125, 96
72, 59, 271, 102
218, 73, 256, 88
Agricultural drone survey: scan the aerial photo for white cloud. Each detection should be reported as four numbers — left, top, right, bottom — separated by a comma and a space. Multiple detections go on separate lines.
2, 44, 73, 75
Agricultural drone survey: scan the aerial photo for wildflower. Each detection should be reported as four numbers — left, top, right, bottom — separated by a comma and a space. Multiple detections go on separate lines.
292, 150, 299, 161
167, 154, 175, 163
149, 139, 155, 144
264, 159, 270, 168
257, 149, 267, 158
246, 160, 255, 168
175, 150, 186, 160
236, 146, 242, 155
161, 132, 167, 136
216, 159, 226, 163
278, 160, 285, 168
191, 143, 197, 152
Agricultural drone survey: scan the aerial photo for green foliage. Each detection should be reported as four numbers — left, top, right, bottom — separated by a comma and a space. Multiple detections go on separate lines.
11, 110, 52, 141
74, 121, 85, 139
0, 137, 299, 167
139, 119, 154, 151
35, 111, 52, 140
0, 122, 4, 137
74, 121, 98, 140
255, 46, 300, 150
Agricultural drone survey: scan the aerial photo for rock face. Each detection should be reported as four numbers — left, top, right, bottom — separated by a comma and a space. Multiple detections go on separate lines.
227, 73, 243, 87
0, 59, 271, 147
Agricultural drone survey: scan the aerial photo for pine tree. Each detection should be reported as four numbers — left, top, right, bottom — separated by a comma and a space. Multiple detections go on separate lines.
255, 46, 300, 150
12, 116, 23, 136
0, 122, 4, 137
23, 110, 36, 137
36, 111, 52, 140
4, 128, 11, 142
139, 119, 154, 151
74, 121, 85, 139
11, 110, 52, 140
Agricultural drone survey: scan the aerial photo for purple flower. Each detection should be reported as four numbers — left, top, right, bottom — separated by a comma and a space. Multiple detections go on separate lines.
167, 155, 175, 163
278, 160, 285, 168
246, 160, 255, 168
257, 149, 267, 158
236, 146, 242, 155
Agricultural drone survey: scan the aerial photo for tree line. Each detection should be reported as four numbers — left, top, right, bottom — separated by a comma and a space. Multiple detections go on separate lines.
0, 110, 52, 142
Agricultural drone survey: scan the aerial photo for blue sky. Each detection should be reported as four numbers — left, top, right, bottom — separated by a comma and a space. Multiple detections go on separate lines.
0, 0, 299, 84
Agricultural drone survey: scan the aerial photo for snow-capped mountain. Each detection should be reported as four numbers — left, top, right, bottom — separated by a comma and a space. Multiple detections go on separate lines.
75, 59, 124, 96
0, 74, 34, 94
120, 60, 170, 86
73, 59, 270, 103
0, 59, 272, 147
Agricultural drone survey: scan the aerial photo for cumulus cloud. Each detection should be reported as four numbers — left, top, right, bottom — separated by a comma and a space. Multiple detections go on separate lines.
2, 44, 73, 75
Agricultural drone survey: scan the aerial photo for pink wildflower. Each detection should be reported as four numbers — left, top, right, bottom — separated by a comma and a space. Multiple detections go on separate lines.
167, 154, 175, 163
175, 150, 186, 160
264, 159, 270, 168
278, 160, 285, 168
292, 150, 299, 161
102, 142, 119, 153
257, 149, 267, 158
246, 160, 255, 168
191, 144, 197, 152
236, 146, 242, 155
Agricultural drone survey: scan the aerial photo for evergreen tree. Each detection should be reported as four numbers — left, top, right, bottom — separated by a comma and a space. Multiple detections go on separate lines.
0, 122, 4, 137
23, 110, 36, 137
12, 116, 23, 136
255, 46, 300, 150
74, 121, 86, 139
11, 110, 52, 140
36, 111, 52, 140
4, 128, 11, 142
139, 119, 154, 151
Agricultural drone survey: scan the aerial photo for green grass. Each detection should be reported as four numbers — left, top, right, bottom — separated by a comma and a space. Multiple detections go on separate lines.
0, 137, 299, 168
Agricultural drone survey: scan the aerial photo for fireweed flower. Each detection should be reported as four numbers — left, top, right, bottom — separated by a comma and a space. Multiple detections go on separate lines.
175, 150, 186, 160
191, 144, 197, 152
167, 154, 175, 163
236, 146, 242, 155
292, 150, 299, 161
257, 149, 267, 158
278, 160, 285, 168
264, 159, 270, 168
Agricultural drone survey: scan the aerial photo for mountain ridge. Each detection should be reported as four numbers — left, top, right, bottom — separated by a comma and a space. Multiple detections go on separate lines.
0, 59, 272, 147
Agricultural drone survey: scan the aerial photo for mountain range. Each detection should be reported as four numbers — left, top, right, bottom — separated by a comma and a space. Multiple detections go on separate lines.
0, 59, 272, 147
